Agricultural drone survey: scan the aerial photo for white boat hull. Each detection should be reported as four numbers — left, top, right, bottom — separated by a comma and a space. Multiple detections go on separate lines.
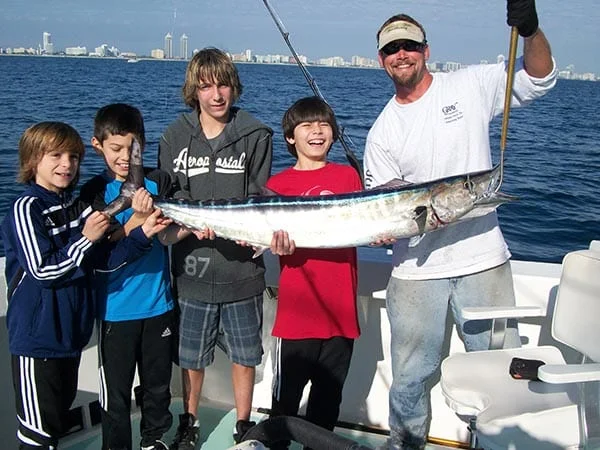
0, 247, 573, 447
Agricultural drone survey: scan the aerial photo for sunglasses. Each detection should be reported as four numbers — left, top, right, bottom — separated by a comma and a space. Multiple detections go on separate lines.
381, 40, 426, 56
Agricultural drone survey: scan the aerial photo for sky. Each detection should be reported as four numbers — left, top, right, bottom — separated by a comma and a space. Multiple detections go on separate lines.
1, 0, 599, 74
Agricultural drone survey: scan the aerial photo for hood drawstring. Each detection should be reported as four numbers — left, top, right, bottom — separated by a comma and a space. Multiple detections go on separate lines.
173, 134, 193, 201
184, 134, 192, 193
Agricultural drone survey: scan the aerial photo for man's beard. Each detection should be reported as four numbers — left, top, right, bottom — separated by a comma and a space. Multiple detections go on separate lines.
392, 67, 423, 89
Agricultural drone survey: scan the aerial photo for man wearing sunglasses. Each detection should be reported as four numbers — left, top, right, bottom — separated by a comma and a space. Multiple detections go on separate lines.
363, 1, 556, 449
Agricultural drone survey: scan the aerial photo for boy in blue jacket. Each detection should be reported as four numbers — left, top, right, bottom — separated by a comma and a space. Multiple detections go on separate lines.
79, 103, 175, 450
1, 121, 166, 449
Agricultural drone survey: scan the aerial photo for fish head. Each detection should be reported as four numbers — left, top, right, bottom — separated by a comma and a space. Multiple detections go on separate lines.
430, 165, 516, 224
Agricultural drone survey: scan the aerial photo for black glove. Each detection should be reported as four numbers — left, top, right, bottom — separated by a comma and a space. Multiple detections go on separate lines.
507, 0, 539, 37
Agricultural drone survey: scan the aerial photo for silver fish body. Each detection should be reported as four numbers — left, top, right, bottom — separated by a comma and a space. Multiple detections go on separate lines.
155, 165, 515, 250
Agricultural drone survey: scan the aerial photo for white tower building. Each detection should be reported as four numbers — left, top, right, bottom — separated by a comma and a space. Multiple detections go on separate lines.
180, 34, 188, 60
42, 32, 54, 54
164, 33, 173, 59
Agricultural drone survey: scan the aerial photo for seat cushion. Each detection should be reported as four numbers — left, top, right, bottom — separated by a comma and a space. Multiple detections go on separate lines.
478, 404, 580, 450
441, 347, 581, 448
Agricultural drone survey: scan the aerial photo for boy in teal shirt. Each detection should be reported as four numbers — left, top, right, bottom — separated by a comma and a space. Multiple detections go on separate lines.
80, 103, 175, 450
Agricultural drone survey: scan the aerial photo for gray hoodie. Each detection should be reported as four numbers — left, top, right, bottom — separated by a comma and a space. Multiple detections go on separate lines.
158, 107, 273, 303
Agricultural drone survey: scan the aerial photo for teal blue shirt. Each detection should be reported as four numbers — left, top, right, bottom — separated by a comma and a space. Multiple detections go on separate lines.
98, 171, 173, 321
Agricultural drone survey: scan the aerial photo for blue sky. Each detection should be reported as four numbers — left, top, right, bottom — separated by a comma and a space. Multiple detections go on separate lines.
1, 0, 599, 74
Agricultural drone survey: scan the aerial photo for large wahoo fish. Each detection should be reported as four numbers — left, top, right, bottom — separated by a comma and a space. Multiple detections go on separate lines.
154, 167, 515, 252
103, 139, 515, 251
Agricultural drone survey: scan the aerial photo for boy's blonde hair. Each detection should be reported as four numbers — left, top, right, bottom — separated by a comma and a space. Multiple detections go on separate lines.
182, 47, 243, 110
18, 122, 85, 186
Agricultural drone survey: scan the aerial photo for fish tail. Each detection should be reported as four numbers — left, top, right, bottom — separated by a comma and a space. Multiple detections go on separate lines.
102, 138, 145, 217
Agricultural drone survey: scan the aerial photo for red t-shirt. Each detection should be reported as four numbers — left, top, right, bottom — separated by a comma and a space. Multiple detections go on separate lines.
266, 163, 362, 339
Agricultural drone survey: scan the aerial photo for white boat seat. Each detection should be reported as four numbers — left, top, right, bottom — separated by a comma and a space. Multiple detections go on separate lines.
440, 247, 600, 450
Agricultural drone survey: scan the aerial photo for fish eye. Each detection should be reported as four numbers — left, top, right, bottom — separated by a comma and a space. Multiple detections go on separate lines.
463, 179, 475, 191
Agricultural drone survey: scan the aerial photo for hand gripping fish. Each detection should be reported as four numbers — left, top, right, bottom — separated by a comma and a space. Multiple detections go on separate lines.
104, 138, 515, 253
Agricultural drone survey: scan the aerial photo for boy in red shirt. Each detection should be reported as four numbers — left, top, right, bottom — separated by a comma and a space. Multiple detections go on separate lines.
266, 97, 362, 448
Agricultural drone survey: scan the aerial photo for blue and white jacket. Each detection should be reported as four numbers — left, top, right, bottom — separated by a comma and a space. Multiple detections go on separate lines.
0, 182, 151, 358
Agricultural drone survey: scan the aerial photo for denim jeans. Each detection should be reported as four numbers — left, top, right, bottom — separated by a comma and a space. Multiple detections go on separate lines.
385, 261, 521, 448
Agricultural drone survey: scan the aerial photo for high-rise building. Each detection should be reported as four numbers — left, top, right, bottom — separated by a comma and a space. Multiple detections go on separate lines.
151, 48, 165, 59
180, 34, 188, 60
164, 32, 173, 59
444, 61, 461, 72
65, 46, 87, 56
42, 32, 54, 55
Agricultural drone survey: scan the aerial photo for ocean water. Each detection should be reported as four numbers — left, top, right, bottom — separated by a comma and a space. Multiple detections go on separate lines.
0, 55, 598, 263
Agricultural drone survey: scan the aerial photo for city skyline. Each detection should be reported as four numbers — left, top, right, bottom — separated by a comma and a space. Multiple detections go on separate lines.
3, 29, 597, 81
1, 0, 599, 74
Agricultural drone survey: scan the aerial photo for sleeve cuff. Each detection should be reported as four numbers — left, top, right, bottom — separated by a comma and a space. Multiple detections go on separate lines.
129, 226, 152, 246
527, 57, 558, 85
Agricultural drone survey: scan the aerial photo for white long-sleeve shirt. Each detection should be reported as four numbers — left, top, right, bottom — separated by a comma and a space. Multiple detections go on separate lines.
364, 58, 557, 280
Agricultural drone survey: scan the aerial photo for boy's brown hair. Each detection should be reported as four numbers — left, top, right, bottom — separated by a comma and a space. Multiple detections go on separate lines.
18, 121, 85, 186
93, 103, 146, 149
182, 47, 243, 110
282, 96, 340, 158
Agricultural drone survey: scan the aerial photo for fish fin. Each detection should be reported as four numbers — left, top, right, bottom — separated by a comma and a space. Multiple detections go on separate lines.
407, 205, 428, 248
408, 234, 426, 248
414, 205, 427, 234
252, 246, 269, 258
103, 138, 145, 217
374, 178, 413, 189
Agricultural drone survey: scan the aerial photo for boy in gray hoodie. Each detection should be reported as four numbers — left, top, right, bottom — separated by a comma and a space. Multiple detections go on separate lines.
158, 47, 273, 449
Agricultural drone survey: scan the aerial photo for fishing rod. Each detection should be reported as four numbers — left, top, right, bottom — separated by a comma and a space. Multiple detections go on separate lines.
261, 0, 365, 186
497, 26, 520, 192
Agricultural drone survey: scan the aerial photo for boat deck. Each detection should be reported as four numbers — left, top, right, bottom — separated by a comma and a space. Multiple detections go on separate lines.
0, 249, 572, 449
60, 398, 452, 450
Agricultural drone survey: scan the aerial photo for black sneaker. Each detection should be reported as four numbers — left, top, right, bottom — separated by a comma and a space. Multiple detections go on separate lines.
141, 440, 169, 450
233, 419, 256, 444
170, 413, 199, 450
